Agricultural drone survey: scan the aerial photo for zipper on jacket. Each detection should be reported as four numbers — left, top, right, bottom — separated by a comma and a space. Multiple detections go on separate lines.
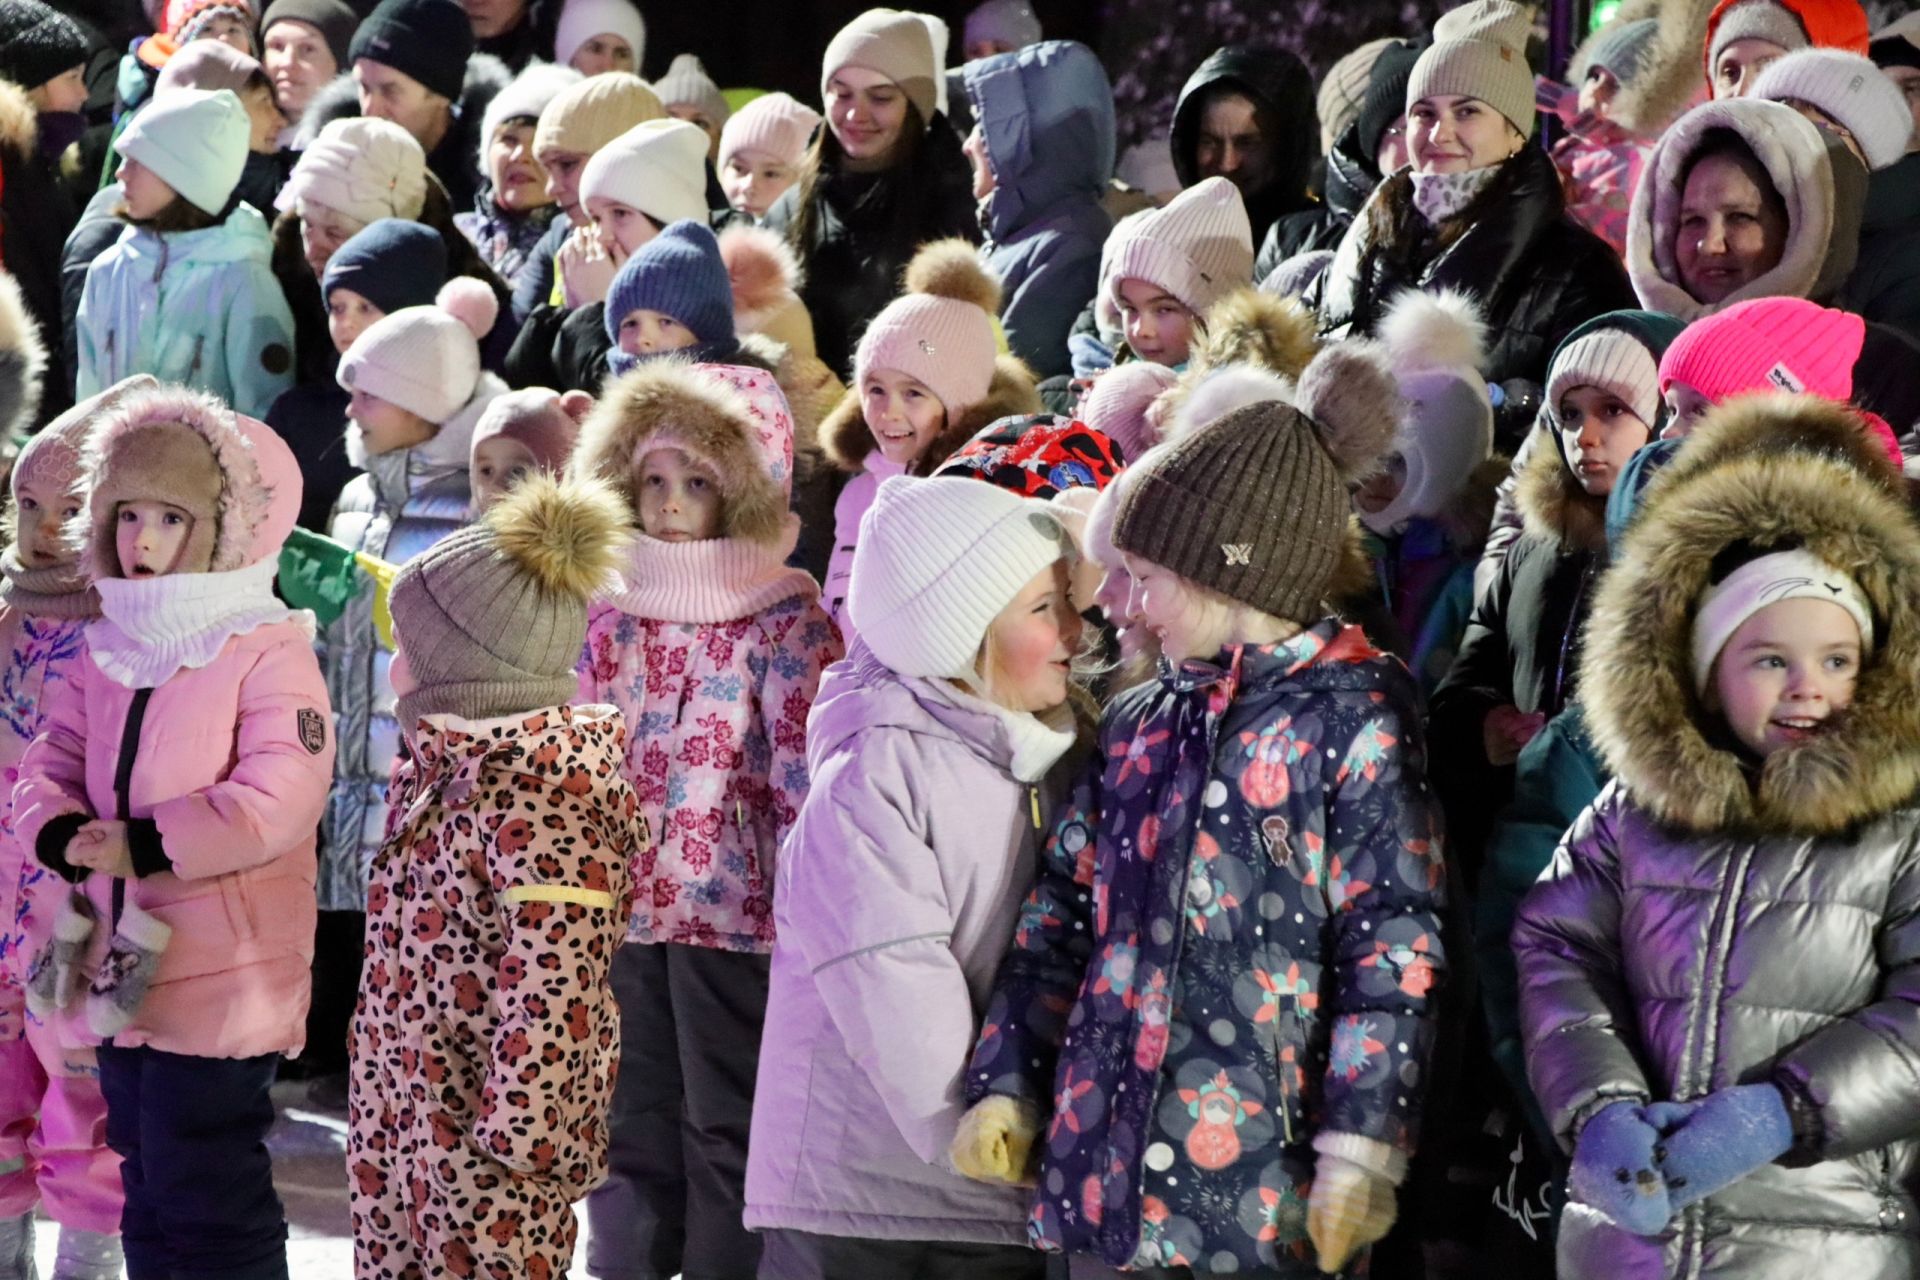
151, 235, 169, 286
103, 688, 154, 1046
1551, 558, 1596, 711
187, 335, 205, 382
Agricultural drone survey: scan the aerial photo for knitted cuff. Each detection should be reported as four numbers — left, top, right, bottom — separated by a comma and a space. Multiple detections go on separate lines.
126, 819, 171, 879
35, 814, 89, 884
1313, 1130, 1410, 1186
1771, 1073, 1826, 1167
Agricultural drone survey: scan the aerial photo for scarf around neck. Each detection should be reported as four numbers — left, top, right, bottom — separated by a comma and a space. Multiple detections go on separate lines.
1410, 163, 1504, 226
603, 516, 817, 625
88, 556, 311, 689
0, 548, 97, 620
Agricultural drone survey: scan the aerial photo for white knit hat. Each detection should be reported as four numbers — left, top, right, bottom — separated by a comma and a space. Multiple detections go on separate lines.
822, 9, 939, 124
1753, 48, 1913, 169
554, 0, 645, 69
1691, 547, 1873, 691
654, 52, 730, 126
337, 279, 499, 423
578, 117, 710, 224
1546, 327, 1663, 429
478, 62, 582, 172
849, 474, 1069, 679
118, 86, 249, 215
718, 91, 822, 170
1104, 176, 1254, 317
278, 116, 428, 223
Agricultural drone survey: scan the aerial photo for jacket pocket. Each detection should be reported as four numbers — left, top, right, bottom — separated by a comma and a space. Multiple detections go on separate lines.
217, 869, 260, 941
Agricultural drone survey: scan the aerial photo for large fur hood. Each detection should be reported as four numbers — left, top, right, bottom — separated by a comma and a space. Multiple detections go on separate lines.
1566, 0, 1714, 138
569, 361, 788, 547
1152, 288, 1319, 430
295, 54, 514, 149
0, 78, 36, 160
818, 354, 1042, 475
1627, 97, 1864, 321
1583, 394, 1920, 836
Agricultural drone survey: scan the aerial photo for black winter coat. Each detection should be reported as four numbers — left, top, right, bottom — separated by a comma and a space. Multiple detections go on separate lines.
265, 381, 357, 533
504, 301, 609, 395
1841, 150, 1920, 347
0, 93, 79, 427
1256, 123, 1379, 280
1311, 145, 1636, 389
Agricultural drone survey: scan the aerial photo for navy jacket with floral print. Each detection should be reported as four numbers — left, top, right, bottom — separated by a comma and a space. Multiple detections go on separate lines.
967, 621, 1448, 1272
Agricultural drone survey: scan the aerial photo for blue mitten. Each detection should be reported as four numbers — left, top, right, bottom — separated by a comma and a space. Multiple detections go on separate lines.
1644, 1084, 1792, 1210
1568, 1101, 1671, 1235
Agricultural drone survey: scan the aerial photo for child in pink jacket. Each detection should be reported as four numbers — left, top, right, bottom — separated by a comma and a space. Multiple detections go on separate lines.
571, 360, 841, 1279
0, 382, 139, 1280
12, 384, 335, 1280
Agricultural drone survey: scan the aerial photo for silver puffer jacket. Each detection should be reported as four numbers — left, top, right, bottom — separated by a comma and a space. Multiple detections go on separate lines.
315, 373, 504, 912
1514, 396, 1920, 1280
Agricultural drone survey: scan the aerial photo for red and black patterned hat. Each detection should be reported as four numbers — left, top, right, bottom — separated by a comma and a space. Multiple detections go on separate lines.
934, 414, 1124, 499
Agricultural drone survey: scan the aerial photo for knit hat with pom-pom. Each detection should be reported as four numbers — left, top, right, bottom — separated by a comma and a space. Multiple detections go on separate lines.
389, 473, 632, 725
1115, 341, 1401, 621
1077, 363, 1178, 462
1366, 289, 1494, 534
337, 278, 498, 424
654, 52, 730, 129
854, 239, 1002, 415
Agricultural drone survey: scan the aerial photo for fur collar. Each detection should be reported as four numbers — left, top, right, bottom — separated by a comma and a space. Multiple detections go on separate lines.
1513, 427, 1608, 553
820, 354, 1042, 475
0, 79, 37, 158
1582, 395, 1920, 835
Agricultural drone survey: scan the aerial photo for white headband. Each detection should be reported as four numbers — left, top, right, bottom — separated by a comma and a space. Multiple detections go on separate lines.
1691, 548, 1874, 692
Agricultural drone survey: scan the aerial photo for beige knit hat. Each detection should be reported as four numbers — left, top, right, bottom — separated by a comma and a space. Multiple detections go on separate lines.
278, 116, 429, 223
1114, 346, 1399, 621
1319, 37, 1397, 154
1104, 176, 1255, 318
1407, 0, 1539, 139
719, 91, 823, 170
655, 52, 730, 127
822, 8, 939, 124
533, 71, 665, 157
578, 117, 710, 224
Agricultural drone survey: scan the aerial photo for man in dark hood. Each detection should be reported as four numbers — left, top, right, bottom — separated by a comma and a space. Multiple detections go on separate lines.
1170, 45, 1318, 248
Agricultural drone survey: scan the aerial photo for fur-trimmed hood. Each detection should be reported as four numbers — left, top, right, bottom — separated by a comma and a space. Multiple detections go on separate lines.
1153, 288, 1319, 431
1566, 0, 1714, 138
569, 361, 788, 547
295, 53, 513, 149
1626, 97, 1864, 321
1583, 394, 1920, 835
818, 354, 1042, 475
1513, 424, 1608, 553
0, 78, 37, 159
0, 271, 45, 447
80, 385, 302, 580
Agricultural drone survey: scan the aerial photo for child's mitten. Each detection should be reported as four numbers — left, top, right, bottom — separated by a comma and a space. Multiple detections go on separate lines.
1307, 1132, 1404, 1274
1643, 1084, 1793, 1211
1568, 1101, 1671, 1235
949, 1096, 1041, 1186
83, 901, 171, 1038
25, 892, 97, 1018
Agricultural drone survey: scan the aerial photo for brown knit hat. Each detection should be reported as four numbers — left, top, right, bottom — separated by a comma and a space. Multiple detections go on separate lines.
1114, 346, 1399, 621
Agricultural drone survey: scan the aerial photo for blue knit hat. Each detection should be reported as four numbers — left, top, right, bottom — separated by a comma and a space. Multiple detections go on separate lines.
603, 219, 738, 373
322, 219, 449, 315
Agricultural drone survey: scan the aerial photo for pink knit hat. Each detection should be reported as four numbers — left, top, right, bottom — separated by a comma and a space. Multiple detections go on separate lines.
1104, 176, 1254, 318
1077, 362, 1177, 462
854, 240, 1001, 416
718, 92, 822, 171
1658, 296, 1861, 403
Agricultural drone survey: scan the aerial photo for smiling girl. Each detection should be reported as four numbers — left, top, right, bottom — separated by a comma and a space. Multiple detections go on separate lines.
453, 62, 578, 291
818, 240, 1041, 640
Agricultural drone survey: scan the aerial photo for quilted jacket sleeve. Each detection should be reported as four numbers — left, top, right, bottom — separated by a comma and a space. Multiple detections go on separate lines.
154, 629, 335, 880
1512, 781, 1656, 1151
1771, 827, 1920, 1160
12, 645, 96, 856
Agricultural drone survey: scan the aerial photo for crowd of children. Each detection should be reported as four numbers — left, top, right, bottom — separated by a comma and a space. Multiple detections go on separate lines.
0, 0, 1917, 1277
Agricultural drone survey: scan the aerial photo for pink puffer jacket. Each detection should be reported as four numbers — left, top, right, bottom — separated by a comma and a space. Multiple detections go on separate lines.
11, 389, 335, 1060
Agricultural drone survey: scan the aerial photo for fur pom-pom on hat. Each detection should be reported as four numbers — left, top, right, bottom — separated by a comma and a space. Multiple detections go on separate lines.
854, 240, 1005, 418
1191, 288, 1319, 382
1378, 289, 1487, 377
437, 277, 499, 341
1293, 342, 1402, 484
903, 238, 1003, 314
1365, 289, 1494, 533
486, 471, 632, 601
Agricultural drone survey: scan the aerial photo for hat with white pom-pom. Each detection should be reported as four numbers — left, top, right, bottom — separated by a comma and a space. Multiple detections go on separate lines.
336, 277, 499, 425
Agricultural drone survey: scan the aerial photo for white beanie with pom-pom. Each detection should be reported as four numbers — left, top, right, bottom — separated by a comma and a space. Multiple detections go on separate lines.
1366, 289, 1493, 534
337, 278, 499, 425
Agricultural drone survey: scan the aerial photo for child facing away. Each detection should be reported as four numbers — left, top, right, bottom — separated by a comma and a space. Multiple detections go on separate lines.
954, 343, 1449, 1278
0, 378, 144, 1280
349, 475, 643, 1280
318, 280, 506, 922
570, 361, 842, 1280
817, 239, 1042, 637
745, 474, 1086, 1279
75, 88, 296, 420
1513, 394, 1920, 1280
12, 384, 334, 1280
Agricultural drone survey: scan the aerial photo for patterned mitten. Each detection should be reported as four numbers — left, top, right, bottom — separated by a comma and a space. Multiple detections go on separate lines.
83, 902, 170, 1038
26, 892, 97, 1019
1644, 1084, 1794, 1210
1307, 1132, 1405, 1274
1569, 1101, 1671, 1235
950, 1096, 1042, 1186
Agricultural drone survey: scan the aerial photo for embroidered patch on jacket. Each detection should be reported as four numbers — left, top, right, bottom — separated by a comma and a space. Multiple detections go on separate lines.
298, 708, 326, 755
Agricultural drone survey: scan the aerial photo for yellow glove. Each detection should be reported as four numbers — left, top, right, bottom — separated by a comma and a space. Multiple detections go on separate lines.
1307, 1134, 1404, 1274
949, 1096, 1042, 1186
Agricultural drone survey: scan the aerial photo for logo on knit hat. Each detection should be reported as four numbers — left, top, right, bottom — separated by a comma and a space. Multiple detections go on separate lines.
1766, 362, 1806, 393
918, 339, 937, 355
298, 708, 326, 755
1222, 543, 1252, 565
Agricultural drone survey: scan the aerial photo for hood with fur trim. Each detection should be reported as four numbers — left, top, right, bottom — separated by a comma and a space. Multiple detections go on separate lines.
1566, 0, 1715, 137
80, 384, 302, 580
819, 353, 1042, 476
570, 361, 788, 547
0, 271, 45, 449
1513, 426, 1608, 553
0, 78, 36, 163
1583, 394, 1920, 835
1627, 97, 1865, 321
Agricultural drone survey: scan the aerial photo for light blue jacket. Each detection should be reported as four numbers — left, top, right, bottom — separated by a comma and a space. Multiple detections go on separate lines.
962, 41, 1114, 380
75, 203, 295, 420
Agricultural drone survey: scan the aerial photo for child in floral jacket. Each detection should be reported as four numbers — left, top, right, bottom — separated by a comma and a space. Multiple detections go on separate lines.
349, 476, 642, 1280
955, 347, 1449, 1278
571, 361, 841, 1279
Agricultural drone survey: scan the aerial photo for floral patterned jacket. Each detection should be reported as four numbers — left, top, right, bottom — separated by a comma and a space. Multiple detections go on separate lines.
578, 591, 841, 953
966, 621, 1449, 1272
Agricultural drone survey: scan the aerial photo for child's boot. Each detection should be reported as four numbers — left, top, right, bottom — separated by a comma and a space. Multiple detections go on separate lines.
51, 1227, 121, 1280
26, 894, 96, 1020
83, 902, 171, 1039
